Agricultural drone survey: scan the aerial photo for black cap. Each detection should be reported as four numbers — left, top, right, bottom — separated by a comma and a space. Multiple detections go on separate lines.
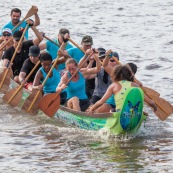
28, 46, 40, 57
112, 52, 119, 60
59, 28, 70, 36
13, 30, 23, 41
82, 35, 93, 45
98, 47, 106, 58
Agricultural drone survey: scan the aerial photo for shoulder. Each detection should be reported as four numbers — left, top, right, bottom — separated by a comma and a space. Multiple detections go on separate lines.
23, 40, 33, 47
3, 46, 14, 57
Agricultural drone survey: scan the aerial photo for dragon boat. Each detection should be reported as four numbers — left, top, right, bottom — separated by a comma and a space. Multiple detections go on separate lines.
8, 78, 146, 135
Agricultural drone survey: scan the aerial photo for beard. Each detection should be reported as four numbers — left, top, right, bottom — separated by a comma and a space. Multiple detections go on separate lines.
12, 19, 19, 25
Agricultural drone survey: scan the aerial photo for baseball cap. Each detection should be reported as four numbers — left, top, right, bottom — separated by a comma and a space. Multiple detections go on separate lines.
82, 35, 93, 45
98, 47, 106, 58
13, 30, 23, 41
2, 28, 12, 34
28, 46, 40, 57
59, 28, 70, 36
112, 52, 119, 60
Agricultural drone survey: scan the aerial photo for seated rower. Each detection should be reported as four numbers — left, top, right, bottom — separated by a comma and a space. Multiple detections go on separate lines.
19, 46, 41, 91
94, 51, 120, 113
56, 52, 101, 112
88, 64, 157, 115
32, 52, 66, 104
2, 19, 43, 83
0, 28, 13, 60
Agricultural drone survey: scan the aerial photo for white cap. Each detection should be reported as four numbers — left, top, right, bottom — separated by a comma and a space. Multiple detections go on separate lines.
2, 28, 12, 34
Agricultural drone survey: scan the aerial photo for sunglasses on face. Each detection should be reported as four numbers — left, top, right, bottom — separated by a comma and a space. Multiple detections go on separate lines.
3, 33, 11, 37
109, 59, 115, 62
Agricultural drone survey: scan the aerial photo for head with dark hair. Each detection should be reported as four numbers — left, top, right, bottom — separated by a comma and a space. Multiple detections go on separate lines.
111, 65, 134, 82
11, 8, 22, 25
127, 63, 137, 74
40, 52, 52, 62
40, 52, 52, 73
11, 8, 21, 16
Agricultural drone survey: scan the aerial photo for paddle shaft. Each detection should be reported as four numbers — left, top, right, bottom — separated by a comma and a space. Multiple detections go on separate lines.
7, 60, 41, 104
0, 37, 13, 51
0, 25, 29, 90
68, 38, 85, 53
43, 35, 60, 47
26, 43, 65, 112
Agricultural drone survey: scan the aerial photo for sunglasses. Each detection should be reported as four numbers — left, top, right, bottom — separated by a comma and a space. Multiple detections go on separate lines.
109, 59, 115, 62
3, 33, 11, 37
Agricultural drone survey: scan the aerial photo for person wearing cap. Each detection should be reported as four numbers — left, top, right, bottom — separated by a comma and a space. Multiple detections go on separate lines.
19, 46, 41, 91
83, 48, 113, 106
0, 28, 13, 60
2, 19, 43, 83
0, 7, 40, 40
93, 50, 120, 113
65, 35, 93, 63
39, 28, 73, 70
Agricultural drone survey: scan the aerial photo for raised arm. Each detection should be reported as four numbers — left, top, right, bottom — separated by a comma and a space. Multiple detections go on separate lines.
26, 19, 43, 46
103, 50, 114, 76
81, 53, 101, 75
33, 6, 40, 26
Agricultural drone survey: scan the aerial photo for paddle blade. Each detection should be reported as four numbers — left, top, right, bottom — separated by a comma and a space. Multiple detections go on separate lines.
25, 6, 38, 19
3, 86, 23, 107
152, 96, 173, 117
38, 93, 60, 117
154, 106, 171, 121
0, 69, 11, 93
142, 86, 160, 97
22, 90, 42, 115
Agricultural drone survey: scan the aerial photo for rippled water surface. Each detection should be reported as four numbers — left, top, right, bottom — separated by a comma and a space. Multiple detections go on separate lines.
0, 0, 173, 172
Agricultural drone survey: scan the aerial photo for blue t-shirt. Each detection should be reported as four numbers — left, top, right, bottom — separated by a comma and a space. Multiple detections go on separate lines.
40, 67, 61, 94
67, 71, 88, 99
46, 39, 73, 70
1, 21, 29, 39
67, 47, 84, 63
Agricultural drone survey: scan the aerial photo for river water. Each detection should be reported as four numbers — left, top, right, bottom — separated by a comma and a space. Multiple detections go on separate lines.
0, 0, 173, 172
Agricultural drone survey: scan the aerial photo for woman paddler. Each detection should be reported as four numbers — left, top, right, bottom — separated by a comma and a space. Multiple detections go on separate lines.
88, 64, 157, 115
56, 50, 101, 112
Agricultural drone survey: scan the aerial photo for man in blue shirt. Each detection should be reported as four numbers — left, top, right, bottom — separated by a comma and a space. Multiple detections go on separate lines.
39, 28, 73, 70
0, 7, 40, 40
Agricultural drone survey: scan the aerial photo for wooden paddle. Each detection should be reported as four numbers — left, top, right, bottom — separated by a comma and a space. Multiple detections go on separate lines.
68, 38, 85, 53
38, 52, 95, 117
0, 25, 29, 93
43, 34, 60, 47
3, 60, 41, 107
22, 43, 65, 115
0, 37, 13, 51
0, 6, 37, 48
111, 55, 173, 120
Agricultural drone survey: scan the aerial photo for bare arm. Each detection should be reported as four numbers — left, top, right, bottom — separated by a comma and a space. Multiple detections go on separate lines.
81, 53, 101, 75
88, 84, 114, 114
26, 19, 43, 46
56, 72, 68, 92
103, 51, 114, 76
32, 70, 43, 90
19, 71, 26, 83
33, 12, 40, 26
